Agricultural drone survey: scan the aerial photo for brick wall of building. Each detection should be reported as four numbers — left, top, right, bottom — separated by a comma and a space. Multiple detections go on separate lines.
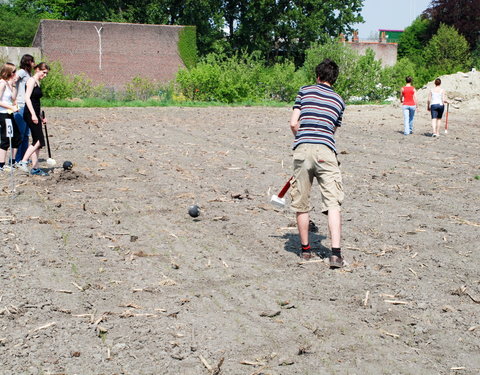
33, 20, 188, 90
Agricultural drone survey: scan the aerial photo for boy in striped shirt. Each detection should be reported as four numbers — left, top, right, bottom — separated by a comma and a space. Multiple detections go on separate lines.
289, 58, 346, 268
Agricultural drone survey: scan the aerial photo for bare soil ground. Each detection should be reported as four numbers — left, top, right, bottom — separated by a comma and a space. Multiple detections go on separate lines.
1, 104, 479, 375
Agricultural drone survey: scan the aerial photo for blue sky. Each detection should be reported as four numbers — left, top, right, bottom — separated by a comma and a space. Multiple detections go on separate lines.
354, 0, 432, 39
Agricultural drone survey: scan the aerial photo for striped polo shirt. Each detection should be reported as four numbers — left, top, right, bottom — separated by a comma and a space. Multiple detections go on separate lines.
292, 83, 345, 152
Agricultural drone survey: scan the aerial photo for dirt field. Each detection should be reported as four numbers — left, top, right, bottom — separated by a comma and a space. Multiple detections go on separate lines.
1, 104, 479, 375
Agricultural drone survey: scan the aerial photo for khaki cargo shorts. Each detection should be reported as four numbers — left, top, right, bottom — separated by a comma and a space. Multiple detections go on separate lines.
290, 143, 344, 214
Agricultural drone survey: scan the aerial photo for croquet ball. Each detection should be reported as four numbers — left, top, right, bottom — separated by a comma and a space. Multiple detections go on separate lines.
188, 205, 200, 218
63, 161, 73, 171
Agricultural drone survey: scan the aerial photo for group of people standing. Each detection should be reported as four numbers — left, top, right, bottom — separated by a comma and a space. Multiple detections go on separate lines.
400, 76, 448, 137
0, 54, 50, 176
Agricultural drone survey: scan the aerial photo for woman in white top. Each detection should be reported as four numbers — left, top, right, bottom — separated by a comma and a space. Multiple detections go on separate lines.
0, 63, 21, 171
427, 78, 447, 137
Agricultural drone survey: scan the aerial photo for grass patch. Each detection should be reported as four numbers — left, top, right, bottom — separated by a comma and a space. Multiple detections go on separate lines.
42, 97, 291, 108
347, 99, 393, 105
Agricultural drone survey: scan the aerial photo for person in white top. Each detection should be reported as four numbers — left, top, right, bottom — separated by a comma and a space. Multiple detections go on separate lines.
427, 78, 448, 137
0, 63, 21, 171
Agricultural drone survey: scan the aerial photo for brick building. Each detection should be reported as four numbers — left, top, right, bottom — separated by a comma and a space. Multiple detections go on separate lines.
340, 31, 399, 67
33, 19, 191, 90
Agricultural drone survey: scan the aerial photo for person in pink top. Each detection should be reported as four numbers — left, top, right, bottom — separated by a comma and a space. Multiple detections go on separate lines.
400, 76, 417, 135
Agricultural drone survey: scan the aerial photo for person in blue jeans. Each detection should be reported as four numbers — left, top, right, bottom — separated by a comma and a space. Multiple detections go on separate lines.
14, 54, 35, 163
400, 76, 417, 135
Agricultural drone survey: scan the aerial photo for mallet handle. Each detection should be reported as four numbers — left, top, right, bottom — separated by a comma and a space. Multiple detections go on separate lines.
42, 111, 52, 159
277, 177, 293, 198
445, 103, 449, 130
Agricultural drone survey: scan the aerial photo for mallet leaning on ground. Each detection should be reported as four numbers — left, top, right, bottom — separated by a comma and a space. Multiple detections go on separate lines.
42, 110, 56, 166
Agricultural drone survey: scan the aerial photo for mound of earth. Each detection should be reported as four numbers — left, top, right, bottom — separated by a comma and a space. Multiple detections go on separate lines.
417, 70, 480, 110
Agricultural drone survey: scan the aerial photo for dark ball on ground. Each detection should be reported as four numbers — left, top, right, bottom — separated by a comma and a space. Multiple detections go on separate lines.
63, 161, 73, 171
188, 205, 200, 218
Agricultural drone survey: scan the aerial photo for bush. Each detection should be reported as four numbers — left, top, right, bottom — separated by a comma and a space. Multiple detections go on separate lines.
303, 39, 397, 101
260, 61, 306, 102
380, 57, 417, 96
42, 61, 108, 100
352, 49, 388, 101
124, 76, 157, 101
41, 61, 74, 99
303, 39, 365, 100
122, 76, 174, 101
423, 23, 472, 76
176, 51, 312, 103
176, 52, 267, 103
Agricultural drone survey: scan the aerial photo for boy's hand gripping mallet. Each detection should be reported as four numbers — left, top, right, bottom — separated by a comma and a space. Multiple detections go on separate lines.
42, 111, 56, 166
270, 177, 293, 208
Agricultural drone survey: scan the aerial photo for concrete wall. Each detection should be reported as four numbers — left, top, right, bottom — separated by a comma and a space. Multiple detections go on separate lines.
0, 47, 42, 65
33, 19, 187, 90
347, 42, 398, 67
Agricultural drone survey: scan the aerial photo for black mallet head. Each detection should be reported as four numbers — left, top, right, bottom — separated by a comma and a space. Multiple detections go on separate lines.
63, 161, 73, 171
188, 205, 200, 218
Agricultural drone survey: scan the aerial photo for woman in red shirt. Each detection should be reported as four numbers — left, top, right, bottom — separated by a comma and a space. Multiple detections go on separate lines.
400, 76, 417, 135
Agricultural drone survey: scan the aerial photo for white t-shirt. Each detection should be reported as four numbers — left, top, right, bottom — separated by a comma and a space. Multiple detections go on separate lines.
430, 89, 444, 105
0, 80, 14, 114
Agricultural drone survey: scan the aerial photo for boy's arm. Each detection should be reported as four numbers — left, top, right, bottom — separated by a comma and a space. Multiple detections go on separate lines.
290, 108, 301, 136
334, 106, 345, 134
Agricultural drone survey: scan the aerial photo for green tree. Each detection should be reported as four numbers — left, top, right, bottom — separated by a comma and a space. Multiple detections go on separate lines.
229, 0, 364, 65
0, 4, 40, 46
472, 45, 480, 69
423, 23, 472, 76
9, 0, 364, 62
398, 17, 432, 65
302, 38, 360, 99
380, 57, 418, 94
423, 0, 480, 49
147, 0, 224, 56
11, 0, 74, 19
